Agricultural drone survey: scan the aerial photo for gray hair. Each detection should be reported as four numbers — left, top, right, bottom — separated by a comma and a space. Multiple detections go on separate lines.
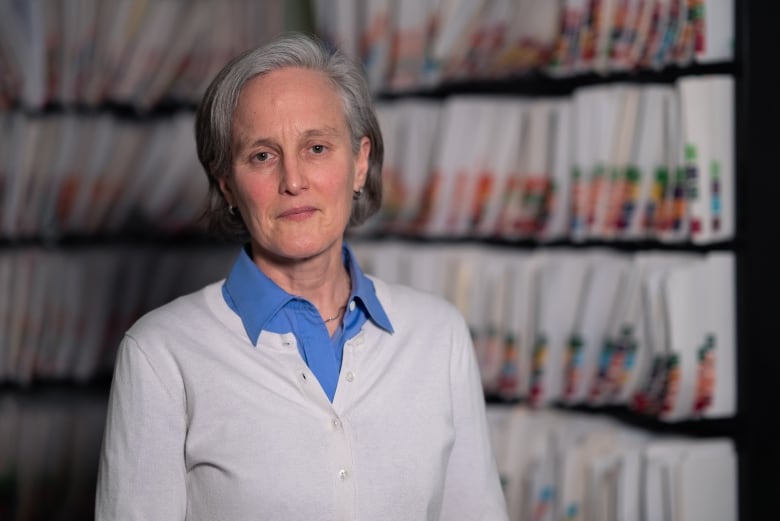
195, 32, 384, 241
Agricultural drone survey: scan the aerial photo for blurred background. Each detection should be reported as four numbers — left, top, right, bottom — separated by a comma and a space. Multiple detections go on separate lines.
1, 1, 777, 520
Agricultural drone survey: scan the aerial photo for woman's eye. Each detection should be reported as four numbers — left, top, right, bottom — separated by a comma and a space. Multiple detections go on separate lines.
311, 144, 325, 154
253, 152, 270, 162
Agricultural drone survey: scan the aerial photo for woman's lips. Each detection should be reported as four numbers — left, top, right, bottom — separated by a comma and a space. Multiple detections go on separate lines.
277, 206, 317, 220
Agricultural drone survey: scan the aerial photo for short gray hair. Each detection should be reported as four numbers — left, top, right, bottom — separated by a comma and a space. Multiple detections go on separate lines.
195, 32, 384, 241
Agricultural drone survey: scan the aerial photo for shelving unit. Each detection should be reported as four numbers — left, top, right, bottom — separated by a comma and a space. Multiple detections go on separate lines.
2, 1, 775, 520
390, 3, 780, 519
0, 2, 310, 519
354, 1, 752, 519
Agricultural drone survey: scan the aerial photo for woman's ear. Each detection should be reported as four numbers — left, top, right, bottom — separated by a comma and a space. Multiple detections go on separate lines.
218, 176, 234, 206
354, 136, 371, 191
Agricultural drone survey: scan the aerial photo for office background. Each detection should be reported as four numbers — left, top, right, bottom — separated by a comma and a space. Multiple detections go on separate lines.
1, 1, 777, 520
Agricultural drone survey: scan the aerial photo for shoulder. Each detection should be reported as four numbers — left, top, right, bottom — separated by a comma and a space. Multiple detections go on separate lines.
126, 280, 231, 345
370, 276, 469, 333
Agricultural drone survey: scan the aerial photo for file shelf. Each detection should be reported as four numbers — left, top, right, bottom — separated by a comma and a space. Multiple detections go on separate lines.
2, 1, 776, 520
342, 1, 762, 520
0, 1, 311, 519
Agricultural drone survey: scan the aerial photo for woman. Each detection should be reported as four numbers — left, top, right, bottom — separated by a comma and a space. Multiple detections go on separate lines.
96, 32, 508, 521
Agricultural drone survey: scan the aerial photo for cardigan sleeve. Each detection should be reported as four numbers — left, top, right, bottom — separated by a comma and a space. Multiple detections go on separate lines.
439, 316, 510, 521
95, 334, 188, 521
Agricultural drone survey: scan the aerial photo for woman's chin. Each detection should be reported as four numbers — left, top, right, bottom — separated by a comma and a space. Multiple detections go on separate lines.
255, 237, 341, 264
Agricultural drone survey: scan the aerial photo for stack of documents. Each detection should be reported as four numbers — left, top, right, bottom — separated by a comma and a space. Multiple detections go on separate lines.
0, 393, 107, 520
352, 242, 737, 421
0, 0, 295, 110
486, 405, 737, 521
0, 245, 236, 385
0, 111, 208, 240
360, 75, 734, 244
312, 0, 734, 93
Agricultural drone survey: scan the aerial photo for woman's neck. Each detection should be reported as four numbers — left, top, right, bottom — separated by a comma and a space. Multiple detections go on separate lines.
251, 244, 352, 325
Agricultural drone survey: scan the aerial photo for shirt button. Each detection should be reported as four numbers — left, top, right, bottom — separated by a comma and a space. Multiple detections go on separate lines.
332, 418, 342, 429
345, 371, 355, 382
339, 469, 349, 480
349, 300, 356, 312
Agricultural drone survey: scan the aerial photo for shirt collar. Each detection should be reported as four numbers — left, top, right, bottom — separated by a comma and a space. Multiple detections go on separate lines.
345, 243, 394, 334
223, 243, 393, 345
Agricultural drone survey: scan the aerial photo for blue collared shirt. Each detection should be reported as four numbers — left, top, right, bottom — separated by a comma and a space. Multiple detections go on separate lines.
222, 244, 393, 402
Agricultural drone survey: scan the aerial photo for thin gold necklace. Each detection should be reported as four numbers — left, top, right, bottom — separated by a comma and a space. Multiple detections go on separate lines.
323, 273, 351, 323
323, 305, 347, 323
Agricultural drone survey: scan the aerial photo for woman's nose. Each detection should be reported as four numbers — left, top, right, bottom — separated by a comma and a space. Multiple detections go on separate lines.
279, 156, 308, 194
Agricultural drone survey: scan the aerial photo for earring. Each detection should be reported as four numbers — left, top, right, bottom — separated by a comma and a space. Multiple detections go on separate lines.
228, 204, 237, 216
353, 188, 364, 200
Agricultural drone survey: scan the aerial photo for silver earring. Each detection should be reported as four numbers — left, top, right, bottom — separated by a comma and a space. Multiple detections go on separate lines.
228, 205, 237, 216
353, 188, 364, 200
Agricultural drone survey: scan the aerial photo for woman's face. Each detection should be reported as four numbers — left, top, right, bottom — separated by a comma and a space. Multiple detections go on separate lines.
221, 67, 370, 265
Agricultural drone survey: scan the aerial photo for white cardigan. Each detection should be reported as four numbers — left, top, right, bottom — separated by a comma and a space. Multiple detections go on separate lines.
96, 276, 509, 521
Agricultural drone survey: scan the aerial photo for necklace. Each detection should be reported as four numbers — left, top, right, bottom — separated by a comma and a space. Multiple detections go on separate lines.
323, 305, 346, 323
322, 273, 351, 324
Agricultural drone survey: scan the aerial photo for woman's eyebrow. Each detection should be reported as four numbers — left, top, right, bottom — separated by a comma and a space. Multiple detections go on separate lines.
233, 134, 275, 155
300, 126, 342, 140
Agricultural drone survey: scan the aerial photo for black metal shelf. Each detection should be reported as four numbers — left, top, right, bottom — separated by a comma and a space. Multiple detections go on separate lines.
377, 61, 739, 100
0, 374, 114, 396
0, 231, 238, 250
350, 233, 739, 254
4, 98, 199, 119
485, 396, 738, 439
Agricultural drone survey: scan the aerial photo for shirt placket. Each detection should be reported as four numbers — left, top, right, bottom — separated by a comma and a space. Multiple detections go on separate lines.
330, 331, 366, 521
